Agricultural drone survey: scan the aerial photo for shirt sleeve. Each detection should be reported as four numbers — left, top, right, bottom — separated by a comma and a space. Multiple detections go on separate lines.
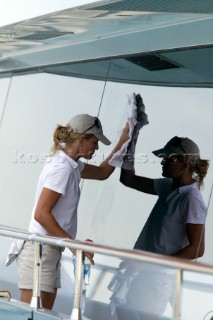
43, 165, 71, 195
182, 193, 207, 224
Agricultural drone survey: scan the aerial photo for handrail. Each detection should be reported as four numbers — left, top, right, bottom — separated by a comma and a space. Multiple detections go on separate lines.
70, 249, 84, 320
1, 224, 213, 275
2, 224, 213, 320
30, 242, 43, 309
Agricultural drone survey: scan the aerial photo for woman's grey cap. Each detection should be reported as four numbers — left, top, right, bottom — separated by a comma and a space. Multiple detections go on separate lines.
152, 136, 200, 158
68, 114, 111, 145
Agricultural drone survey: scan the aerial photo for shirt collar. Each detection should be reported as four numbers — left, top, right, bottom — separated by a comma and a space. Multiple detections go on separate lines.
178, 181, 198, 193
57, 150, 79, 169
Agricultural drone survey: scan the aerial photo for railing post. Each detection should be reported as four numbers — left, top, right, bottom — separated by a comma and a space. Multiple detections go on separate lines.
30, 242, 43, 309
70, 249, 83, 320
173, 268, 182, 320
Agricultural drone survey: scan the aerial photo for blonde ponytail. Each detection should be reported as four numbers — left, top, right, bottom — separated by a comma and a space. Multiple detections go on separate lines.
189, 158, 209, 190
51, 124, 94, 154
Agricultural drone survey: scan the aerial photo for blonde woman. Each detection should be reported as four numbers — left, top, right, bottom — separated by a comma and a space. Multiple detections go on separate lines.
17, 114, 128, 309
121, 135, 209, 259
117, 135, 209, 319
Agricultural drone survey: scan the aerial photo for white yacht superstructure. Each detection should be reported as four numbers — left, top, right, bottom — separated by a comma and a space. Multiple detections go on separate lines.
0, 1, 213, 319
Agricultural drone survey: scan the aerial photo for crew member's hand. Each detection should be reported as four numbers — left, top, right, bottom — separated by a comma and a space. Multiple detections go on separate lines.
70, 248, 76, 256
135, 93, 143, 107
119, 122, 130, 145
84, 251, 95, 265
70, 248, 94, 265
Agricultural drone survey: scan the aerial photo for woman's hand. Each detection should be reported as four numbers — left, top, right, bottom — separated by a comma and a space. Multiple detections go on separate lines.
119, 122, 130, 145
70, 248, 77, 256
84, 251, 95, 265
70, 249, 94, 265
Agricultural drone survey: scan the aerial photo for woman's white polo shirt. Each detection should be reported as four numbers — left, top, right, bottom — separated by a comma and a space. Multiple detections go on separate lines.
29, 150, 85, 238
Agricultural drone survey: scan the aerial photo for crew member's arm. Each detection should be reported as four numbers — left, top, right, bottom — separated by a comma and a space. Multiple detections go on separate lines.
34, 188, 70, 238
119, 129, 156, 195
34, 188, 94, 263
120, 169, 156, 195
81, 123, 129, 180
172, 223, 205, 260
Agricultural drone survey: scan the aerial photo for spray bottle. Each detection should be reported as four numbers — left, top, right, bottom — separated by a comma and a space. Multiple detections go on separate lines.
83, 239, 93, 285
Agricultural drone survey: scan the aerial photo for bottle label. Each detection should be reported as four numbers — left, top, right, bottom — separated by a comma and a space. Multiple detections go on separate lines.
84, 269, 89, 276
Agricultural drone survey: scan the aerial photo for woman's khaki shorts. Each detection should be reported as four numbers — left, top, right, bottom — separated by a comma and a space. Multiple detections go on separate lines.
17, 241, 64, 293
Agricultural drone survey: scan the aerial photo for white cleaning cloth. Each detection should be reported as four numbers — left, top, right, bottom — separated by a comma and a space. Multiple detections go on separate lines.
5, 239, 25, 266
108, 260, 140, 316
108, 93, 149, 170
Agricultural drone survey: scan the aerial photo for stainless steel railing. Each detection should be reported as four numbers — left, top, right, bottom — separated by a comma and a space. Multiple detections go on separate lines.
1, 224, 213, 320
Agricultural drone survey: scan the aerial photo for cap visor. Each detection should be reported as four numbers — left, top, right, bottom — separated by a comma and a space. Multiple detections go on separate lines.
96, 134, 111, 145
152, 148, 168, 157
